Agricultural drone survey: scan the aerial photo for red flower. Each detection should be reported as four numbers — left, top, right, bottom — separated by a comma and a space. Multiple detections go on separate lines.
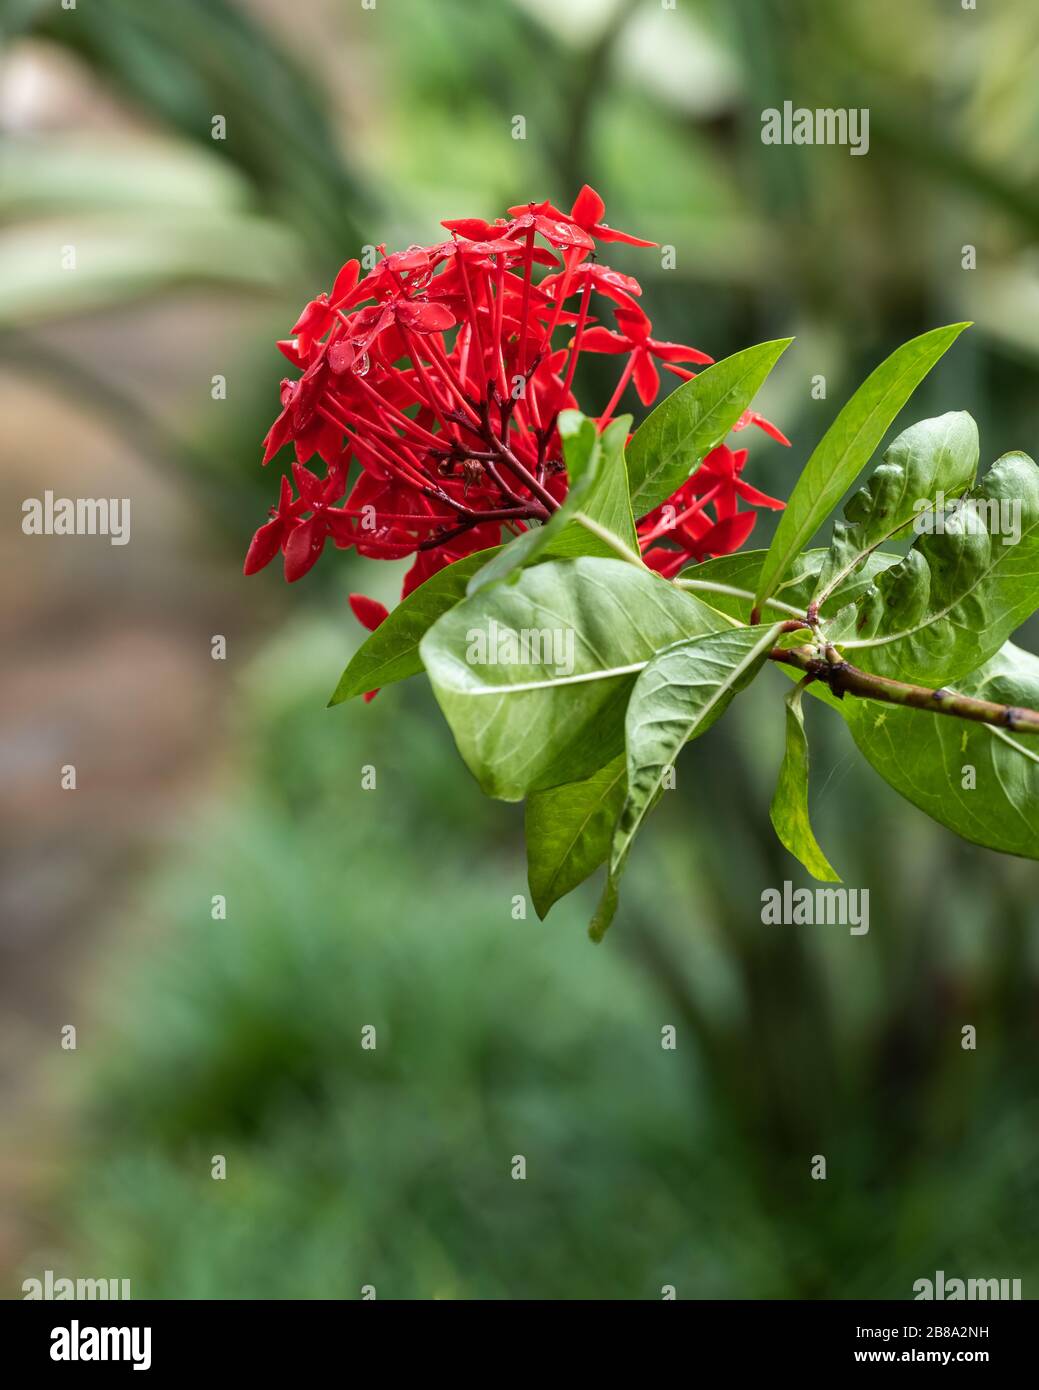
509, 185, 656, 249
583, 304, 714, 409
638, 443, 786, 576
563, 184, 657, 248
247, 190, 790, 641
244, 474, 306, 575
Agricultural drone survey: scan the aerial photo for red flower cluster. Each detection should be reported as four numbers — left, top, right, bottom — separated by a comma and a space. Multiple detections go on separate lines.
245, 187, 789, 612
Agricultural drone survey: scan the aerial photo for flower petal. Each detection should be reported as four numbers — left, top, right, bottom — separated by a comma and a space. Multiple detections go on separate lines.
632, 350, 660, 405
349, 593, 390, 631
396, 300, 456, 333
283, 515, 327, 582
698, 510, 758, 557
570, 184, 606, 227
243, 518, 283, 575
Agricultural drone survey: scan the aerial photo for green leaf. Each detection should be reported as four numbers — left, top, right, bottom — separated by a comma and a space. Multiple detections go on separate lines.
840, 642, 1039, 860
589, 874, 621, 944
625, 338, 793, 518
591, 624, 781, 938
328, 547, 499, 704
544, 416, 639, 558
811, 411, 979, 607
613, 622, 782, 870
833, 451, 1039, 684
769, 685, 841, 882
754, 323, 970, 613
418, 557, 724, 801
674, 547, 901, 626
467, 411, 603, 593
525, 754, 627, 919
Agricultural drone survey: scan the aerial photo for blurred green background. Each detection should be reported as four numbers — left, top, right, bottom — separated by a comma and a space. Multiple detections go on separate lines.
2, 0, 1038, 1299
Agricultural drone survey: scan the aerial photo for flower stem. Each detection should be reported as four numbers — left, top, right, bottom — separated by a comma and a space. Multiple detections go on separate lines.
599, 355, 635, 428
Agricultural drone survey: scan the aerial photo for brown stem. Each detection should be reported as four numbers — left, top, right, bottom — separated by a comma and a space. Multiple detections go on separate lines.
770, 646, 1039, 734
472, 395, 561, 514
416, 504, 545, 551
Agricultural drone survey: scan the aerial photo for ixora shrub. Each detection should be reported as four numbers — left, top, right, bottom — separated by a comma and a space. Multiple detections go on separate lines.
246, 189, 1039, 938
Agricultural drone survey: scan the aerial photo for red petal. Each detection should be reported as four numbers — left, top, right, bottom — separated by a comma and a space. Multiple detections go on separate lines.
330, 259, 360, 306
396, 300, 456, 333
570, 184, 606, 228
276, 339, 305, 367
328, 338, 356, 374
292, 461, 325, 506
389, 245, 434, 272
579, 326, 630, 353
614, 304, 652, 339
292, 295, 333, 339
714, 481, 737, 522
349, 593, 390, 631
442, 217, 500, 240
243, 518, 283, 575
698, 511, 758, 557
733, 409, 792, 447
262, 405, 294, 464
649, 339, 714, 365
642, 547, 688, 578
632, 350, 660, 405
532, 215, 595, 250
591, 226, 657, 247
283, 515, 327, 582
735, 479, 786, 510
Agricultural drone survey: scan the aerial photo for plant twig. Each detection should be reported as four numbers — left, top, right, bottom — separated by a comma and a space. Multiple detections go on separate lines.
770, 645, 1039, 734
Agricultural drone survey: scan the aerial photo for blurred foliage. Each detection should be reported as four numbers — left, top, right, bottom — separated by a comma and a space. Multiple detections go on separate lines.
5, 0, 1039, 1297
38, 622, 1039, 1298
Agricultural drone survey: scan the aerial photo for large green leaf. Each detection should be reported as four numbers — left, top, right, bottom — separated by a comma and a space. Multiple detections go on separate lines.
811, 411, 979, 606
625, 339, 793, 518
841, 642, 1039, 860
613, 623, 783, 870
328, 547, 499, 704
590, 624, 781, 939
525, 754, 627, 920
754, 323, 970, 613
769, 686, 841, 882
834, 451, 1039, 684
419, 557, 723, 801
